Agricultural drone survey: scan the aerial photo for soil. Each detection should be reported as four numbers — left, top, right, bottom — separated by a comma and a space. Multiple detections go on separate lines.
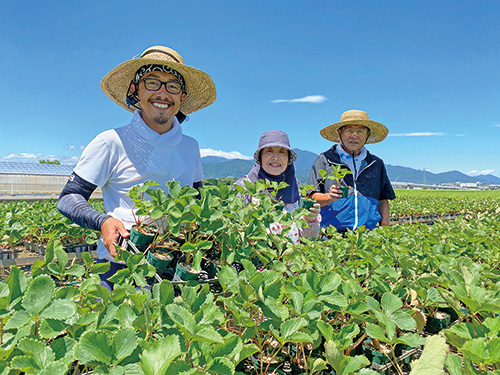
151, 250, 172, 261
433, 311, 449, 319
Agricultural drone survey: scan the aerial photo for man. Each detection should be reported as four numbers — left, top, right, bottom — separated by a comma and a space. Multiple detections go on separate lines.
308, 110, 395, 232
58, 46, 216, 271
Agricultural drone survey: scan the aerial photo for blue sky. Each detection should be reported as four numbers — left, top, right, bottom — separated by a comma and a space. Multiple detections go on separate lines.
1, 0, 499, 177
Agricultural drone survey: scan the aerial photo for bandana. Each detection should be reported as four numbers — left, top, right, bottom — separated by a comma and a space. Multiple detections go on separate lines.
133, 64, 186, 93
246, 163, 300, 204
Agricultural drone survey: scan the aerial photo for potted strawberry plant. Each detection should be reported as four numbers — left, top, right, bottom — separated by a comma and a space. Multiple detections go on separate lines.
127, 180, 162, 250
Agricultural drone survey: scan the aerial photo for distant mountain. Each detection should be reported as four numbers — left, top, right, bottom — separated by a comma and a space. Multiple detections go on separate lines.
201, 156, 234, 164
202, 150, 500, 185
202, 159, 254, 179
386, 166, 500, 185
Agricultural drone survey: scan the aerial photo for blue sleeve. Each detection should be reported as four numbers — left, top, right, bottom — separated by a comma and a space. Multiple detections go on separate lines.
308, 155, 328, 194
58, 172, 111, 231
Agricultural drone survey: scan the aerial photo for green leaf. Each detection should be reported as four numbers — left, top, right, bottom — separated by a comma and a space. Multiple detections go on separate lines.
366, 296, 380, 311
65, 264, 86, 277
156, 281, 174, 306
41, 299, 77, 320
74, 330, 112, 366
90, 262, 111, 274
39, 361, 68, 375
140, 335, 183, 375
280, 317, 308, 339
19, 337, 52, 363
54, 248, 69, 269
365, 324, 387, 342
22, 275, 55, 315
206, 357, 234, 375
381, 292, 403, 314
39, 319, 67, 339
343, 355, 371, 375
11, 355, 38, 373
50, 336, 76, 364
409, 335, 447, 375
319, 292, 348, 308
113, 328, 138, 363
4, 310, 31, 329
397, 333, 426, 348
211, 335, 242, 359
166, 304, 196, 337
116, 304, 137, 329
445, 353, 463, 375
390, 310, 417, 331
317, 320, 334, 341
309, 358, 329, 374
192, 326, 224, 344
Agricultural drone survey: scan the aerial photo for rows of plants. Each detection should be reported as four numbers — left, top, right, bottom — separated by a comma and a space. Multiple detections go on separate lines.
391, 189, 500, 218
0, 200, 103, 250
0, 180, 499, 374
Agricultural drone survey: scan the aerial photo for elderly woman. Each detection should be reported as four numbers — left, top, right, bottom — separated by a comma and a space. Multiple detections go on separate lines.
235, 130, 321, 243
308, 110, 396, 232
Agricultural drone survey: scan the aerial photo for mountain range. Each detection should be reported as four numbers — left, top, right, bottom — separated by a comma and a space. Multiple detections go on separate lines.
202, 149, 500, 185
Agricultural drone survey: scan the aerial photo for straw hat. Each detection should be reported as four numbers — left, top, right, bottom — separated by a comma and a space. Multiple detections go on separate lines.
100, 46, 216, 114
320, 110, 388, 144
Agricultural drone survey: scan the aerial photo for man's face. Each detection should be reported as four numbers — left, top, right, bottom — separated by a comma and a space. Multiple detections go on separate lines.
133, 71, 186, 134
260, 146, 289, 176
339, 125, 369, 154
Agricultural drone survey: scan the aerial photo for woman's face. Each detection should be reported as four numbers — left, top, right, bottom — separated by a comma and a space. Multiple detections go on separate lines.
260, 146, 289, 175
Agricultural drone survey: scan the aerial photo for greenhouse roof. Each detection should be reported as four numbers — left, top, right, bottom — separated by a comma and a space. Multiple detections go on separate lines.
0, 161, 75, 176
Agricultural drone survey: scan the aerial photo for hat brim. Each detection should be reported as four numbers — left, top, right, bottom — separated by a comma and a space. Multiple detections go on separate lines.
320, 119, 388, 144
254, 147, 297, 165
100, 58, 216, 114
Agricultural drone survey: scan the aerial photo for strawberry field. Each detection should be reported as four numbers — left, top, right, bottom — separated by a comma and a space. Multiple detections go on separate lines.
0, 184, 499, 374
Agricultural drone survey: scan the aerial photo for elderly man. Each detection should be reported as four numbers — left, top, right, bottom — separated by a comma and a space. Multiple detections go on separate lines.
58, 46, 215, 286
308, 110, 395, 232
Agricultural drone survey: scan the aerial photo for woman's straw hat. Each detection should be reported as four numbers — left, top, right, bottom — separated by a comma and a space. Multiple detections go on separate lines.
100, 46, 216, 114
320, 110, 388, 143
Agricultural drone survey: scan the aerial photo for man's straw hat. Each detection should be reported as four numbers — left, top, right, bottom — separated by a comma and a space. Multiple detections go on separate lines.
320, 110, 388, 144
100, 46, 216, 114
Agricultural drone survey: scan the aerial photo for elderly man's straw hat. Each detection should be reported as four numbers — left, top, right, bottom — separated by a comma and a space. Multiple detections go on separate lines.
320, 110, 388, 144
101, 46, 216, 114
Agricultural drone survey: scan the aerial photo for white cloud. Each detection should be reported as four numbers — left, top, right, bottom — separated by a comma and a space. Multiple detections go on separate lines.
1, 153, 76, 165
68, 145, 76, 150
494, 124, 500, 128
271, 95, 327, 104
455, 134, 466, 137
389, 132, 446, 137
200, 148, 252, 160
80, 146, 85, 150
468, 169, 496, 177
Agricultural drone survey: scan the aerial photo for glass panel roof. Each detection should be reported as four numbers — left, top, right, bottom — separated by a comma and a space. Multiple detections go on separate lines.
0, 161, 75, 176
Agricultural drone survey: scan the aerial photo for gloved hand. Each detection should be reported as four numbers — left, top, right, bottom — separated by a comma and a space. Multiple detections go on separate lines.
305, 203, 321, 222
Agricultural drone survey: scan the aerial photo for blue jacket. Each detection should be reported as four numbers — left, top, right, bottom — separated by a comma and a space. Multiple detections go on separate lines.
308, 145, 396, 231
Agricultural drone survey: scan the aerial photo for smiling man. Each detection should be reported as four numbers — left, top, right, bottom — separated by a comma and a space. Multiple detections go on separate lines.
308, 110, 395, 232
57, 46, 216, 288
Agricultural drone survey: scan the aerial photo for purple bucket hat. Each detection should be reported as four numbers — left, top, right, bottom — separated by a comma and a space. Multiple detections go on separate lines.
253, 130, 297, 165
